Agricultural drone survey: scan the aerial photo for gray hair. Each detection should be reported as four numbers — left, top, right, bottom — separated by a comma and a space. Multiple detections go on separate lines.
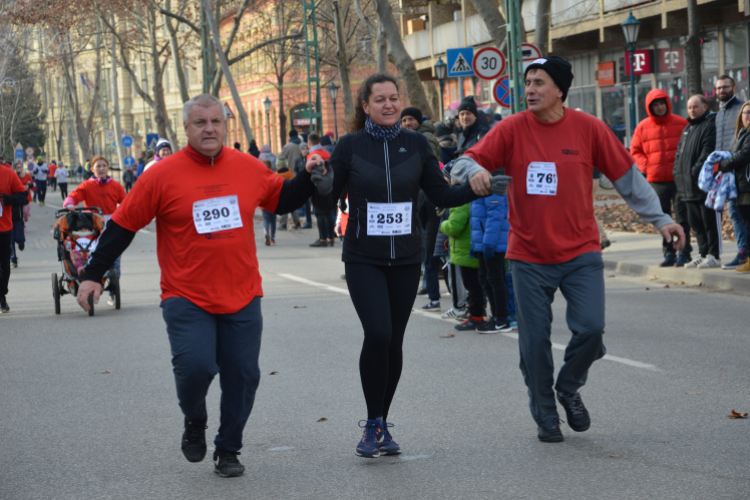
183, 94, 223, 123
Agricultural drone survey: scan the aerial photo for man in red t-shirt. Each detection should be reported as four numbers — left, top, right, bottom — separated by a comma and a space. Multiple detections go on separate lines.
48, 161, 58, 192
76, 94, 331, 477
0, 164, 30, 313
452, 57, 685, 443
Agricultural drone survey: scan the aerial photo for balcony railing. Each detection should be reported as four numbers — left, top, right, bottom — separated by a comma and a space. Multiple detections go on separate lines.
403, 14, 492, 61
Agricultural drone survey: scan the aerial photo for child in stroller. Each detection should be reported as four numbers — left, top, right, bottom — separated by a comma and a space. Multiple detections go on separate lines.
51, 207, 120, 316
55, 210, 104, 278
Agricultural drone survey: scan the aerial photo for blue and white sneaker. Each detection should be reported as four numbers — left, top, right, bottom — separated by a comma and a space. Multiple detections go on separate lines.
422, 300, 440, 312
379, 421, 401, 456
510, 318, 518, 330
355, 420, 384, 458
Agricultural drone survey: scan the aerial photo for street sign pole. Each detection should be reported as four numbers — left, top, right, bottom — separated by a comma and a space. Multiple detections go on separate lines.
506, 0, 526, 114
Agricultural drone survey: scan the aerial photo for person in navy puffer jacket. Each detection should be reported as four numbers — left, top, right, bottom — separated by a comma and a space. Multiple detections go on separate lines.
470, 190, 512, 333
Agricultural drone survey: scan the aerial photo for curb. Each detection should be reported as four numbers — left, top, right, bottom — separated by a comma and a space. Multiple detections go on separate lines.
603, 259, 750, 294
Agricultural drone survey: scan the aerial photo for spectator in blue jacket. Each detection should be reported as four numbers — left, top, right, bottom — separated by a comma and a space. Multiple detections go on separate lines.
469, 187, 512, 333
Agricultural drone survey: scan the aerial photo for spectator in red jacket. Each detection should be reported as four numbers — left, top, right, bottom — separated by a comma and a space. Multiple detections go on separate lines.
631, 89, 692, 267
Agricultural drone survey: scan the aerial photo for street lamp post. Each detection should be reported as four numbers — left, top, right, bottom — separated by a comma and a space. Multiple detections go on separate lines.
263, 97, 272, 148
621, 11, 641, 138
434, 57, 447, 120
328, 81, 339, 141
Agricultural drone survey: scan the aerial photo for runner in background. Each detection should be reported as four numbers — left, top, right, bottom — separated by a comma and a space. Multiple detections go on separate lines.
65, 156, 126, 306
0, 163, 29, 313
48, 161, 58, 192
55, 163, 69, 199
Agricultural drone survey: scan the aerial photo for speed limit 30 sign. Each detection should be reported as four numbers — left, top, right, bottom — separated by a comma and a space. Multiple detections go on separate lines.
472, 47, 506, 80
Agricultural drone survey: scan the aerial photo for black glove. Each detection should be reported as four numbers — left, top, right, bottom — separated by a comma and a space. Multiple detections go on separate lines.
0, 194, 11, 206
489, 171, 511, 196
339, 198, 347, 213
311, 164, 333, 195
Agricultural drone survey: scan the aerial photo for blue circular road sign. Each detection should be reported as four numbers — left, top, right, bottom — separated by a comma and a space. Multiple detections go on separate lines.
121, 136, 133, 148
123, 156, 136, 167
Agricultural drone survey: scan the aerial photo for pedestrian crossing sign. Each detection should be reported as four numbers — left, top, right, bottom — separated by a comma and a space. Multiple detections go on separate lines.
447, 48, 475, 77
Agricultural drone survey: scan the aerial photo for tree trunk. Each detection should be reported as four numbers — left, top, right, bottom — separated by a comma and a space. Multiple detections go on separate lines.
377, 24, 387, 73
164, 0, 190, 103
109, 17, 125, 169
534, 0, 552, 55
468, 0, 507, 51
332, 0, 354, 118
372, 0, 433, 117
685, 0, 702, 96
277, 79, 286, 148
202, 0, 255, 144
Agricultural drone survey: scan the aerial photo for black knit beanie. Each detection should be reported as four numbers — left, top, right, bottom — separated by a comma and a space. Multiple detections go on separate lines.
289, 129, 298, 137
400, 107, 423, 124
524, 56, 574, 102
457, 96, 478, 117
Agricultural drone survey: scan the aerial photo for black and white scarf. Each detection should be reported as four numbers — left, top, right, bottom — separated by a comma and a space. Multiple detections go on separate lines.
365, 116, 401, 142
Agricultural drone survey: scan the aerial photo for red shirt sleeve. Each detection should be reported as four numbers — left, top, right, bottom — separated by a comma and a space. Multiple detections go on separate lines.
593, 119, 636, 183
465, 118, 511, 174
258, 164, 285, 213
10, 171, 25, 193
111, 175, 159, 232
68, 182, 88, 205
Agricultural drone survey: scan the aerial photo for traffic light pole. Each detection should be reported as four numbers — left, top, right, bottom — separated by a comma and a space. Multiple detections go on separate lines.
505, 0, 526, 114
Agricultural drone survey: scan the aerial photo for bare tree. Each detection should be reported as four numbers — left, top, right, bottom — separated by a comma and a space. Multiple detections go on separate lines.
353, 0, 386, 73
201, 0, 255, 144
468, 0, 507, 52
534, 0, 551, 55
95, 1, 179, 146
371, 0, 433, 118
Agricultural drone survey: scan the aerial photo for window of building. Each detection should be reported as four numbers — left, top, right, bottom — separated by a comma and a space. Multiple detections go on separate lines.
566, 53, 596, 115
724, 23, 749, 103
601, 86, 626, 145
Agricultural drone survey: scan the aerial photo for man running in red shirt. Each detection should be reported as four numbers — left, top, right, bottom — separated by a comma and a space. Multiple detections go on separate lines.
452, 56, 685, 442
76, 94, 331, 476
0, 163, 29, 312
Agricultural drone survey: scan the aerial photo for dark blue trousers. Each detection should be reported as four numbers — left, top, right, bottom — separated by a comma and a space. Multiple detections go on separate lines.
511, 252, 606, 428
10, 221, 25, 263
161, 297, 263, 453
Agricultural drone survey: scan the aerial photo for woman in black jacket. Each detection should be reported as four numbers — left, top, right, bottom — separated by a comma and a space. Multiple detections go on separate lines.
305, 73, 499, 458
719, 100, 750, 273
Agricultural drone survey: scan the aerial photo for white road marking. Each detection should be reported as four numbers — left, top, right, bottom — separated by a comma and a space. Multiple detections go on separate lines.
278, 273, 661, 372
268, 446, 295, 452
399, 454, 431, 461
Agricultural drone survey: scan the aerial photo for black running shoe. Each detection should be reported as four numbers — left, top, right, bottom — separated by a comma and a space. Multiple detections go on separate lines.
181, 418, 207, 463
0, 297, 9, 313
213, 450, 245, 477
556, 392, 591, 432
537, 420, 564, 442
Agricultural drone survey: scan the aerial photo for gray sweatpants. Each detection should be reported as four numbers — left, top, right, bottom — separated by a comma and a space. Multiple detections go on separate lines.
510, 251, 606, 428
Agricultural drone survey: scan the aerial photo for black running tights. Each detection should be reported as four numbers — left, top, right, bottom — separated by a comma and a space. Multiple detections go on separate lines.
345, 262, 421, 420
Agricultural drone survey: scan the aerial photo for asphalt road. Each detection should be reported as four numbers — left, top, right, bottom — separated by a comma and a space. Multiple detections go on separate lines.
1, 202, 749, 499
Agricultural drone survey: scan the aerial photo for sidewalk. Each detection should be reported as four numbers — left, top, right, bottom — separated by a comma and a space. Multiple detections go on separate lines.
603, 230, 750, 293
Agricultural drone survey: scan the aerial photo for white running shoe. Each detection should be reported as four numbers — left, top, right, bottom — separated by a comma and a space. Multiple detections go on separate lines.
684, 257, 703, 268
698, 255, 721, 268
441, 308, 463, 319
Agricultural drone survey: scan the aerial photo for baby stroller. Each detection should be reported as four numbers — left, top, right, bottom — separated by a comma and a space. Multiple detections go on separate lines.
52, 207, 121, 316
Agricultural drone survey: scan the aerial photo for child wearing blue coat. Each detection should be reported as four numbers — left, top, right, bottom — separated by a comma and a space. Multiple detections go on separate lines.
470, 191, 513, 333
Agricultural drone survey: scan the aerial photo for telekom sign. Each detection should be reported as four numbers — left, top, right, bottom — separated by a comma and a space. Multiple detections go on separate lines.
624, 49, 653, 76
657, 48, 684, 73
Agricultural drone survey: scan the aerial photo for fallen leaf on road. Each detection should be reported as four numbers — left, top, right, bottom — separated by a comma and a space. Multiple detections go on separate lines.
648, 275, 658, 281
100, 370, 111, 374
693, 282, 703, 287
317, 418, 327, 422
728, 410, 748, 419
664, 285, 670, 288
606, 275, 616, 278
293, 305, 306, 309
439, 333, 455, 338
645, 288, 650, 291
679, 281, 685, 285
268, 371, 278, 375
686, 392, 701, 395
